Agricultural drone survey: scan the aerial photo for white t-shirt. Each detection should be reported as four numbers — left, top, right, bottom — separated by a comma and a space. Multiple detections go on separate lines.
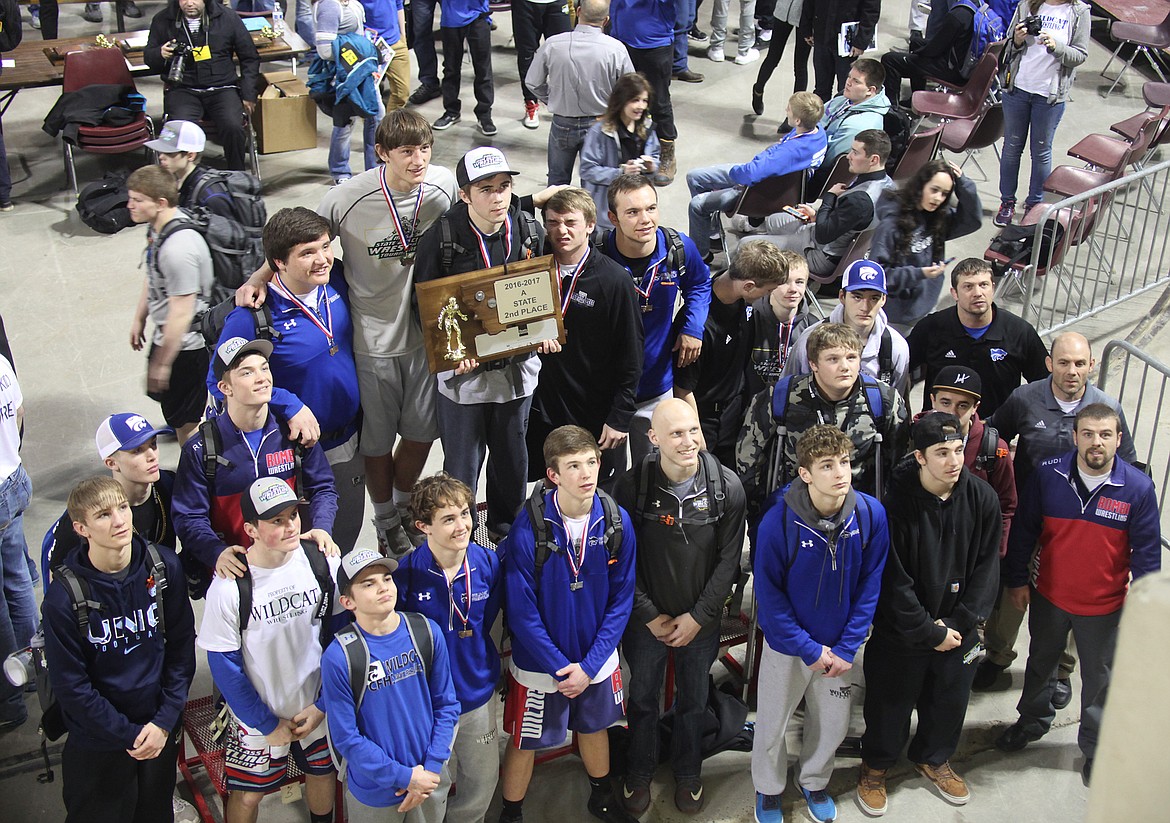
1078, 466, 1110, 493
0, 358, 22, 483
1014, 2, 1075, 97
198, 550, 343, 730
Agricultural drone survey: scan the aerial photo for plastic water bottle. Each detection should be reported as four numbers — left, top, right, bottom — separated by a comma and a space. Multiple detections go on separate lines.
272, 2, 286, 36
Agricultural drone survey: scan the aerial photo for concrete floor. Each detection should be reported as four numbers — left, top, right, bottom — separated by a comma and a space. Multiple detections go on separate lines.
0, 0, 1165, 820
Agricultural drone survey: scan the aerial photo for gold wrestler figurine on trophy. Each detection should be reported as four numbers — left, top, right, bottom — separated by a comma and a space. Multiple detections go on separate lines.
438, 297, 469, 361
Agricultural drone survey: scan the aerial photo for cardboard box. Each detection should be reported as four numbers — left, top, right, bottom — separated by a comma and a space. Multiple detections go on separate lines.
252, 71, 317, 154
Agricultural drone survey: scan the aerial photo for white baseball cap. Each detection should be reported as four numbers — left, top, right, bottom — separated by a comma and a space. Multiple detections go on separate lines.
145, 120, 207, 154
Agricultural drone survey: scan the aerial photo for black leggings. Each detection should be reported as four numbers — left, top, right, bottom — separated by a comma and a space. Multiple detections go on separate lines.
753, 22, 811, 95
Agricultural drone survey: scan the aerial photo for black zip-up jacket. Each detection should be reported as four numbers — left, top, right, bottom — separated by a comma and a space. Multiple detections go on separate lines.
145, 0, 261, 102
613, 453, 747, 637
907, 302, 1049, 418
530, 248, 643, 437
874, 456, 1001, 653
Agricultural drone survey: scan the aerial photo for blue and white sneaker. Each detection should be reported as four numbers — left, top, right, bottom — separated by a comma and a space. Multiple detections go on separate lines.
755, 792, 784, 823
801, 787, 837, 823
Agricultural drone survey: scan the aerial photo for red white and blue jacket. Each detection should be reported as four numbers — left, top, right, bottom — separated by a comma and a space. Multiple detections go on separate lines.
1005, 451, 1161, 616
172, 412, 339, 569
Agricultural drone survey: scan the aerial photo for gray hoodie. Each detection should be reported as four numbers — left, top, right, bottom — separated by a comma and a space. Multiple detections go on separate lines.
1001, 0, 1090, 104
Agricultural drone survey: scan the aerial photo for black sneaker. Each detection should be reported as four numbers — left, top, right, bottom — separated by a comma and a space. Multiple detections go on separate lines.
995, 722, 1044, 752
478, 118, 498, 136
408, 84, 442, 106
433, 112, 461, 130
620, 777, 650, 816
1051, 677, 1073, 710
971, 659, 1008, 691
674, 778, 704, 814
120, 1, 143, 18
689, 25, 709, 42
776, 119, 794, 135
1081, 757, 1093, 786
81, 2, 102, 22
587, 794, 640, 823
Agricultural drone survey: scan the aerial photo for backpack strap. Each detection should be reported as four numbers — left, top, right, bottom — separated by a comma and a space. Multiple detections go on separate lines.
859, 375, 886, 426
877, 328, 895, 389
517, 210, 541, 260
525, 485, 555, 597
235, 561, 254, 633
302, 541, 335, 649
698, 451, 727, 520
768, 376, 796, 493
633, 454, 659, 523
976, 422, 1001, 472
662, 226, 687, 279
334, 624, 371, 711
199, 418, 232, 485
56, 566, 101, 633
595, 489, 624, 561
401, 611, 434, 676
250, 305, 277, 342
143, 542, 169, 637
438, 215, 468, 274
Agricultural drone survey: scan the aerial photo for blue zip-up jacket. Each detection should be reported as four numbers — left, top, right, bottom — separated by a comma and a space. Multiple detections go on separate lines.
172, 411, 339, 569
502, 490, 636, 680
41, 536, 196, 751
599, 227, 712, 401
321, 617, 459, 807
728, 126, 828, 187
440, 0, 489, 28
206, 275, 360, 453
307, 32, 382, 117
1005, 451, 1161, 616
755, 482, 889, 665
393, 541, 502, 713
609, 0, 674, 48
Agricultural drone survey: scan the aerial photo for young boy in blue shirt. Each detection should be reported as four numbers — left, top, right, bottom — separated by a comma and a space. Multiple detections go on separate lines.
752, 425, 890, 823
393, 473, 503, 823
498, 425, 638, 823
322, 548, 459, 822
685, 91, 828, 260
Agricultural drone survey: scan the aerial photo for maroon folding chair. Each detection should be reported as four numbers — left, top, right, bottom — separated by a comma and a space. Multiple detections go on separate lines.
1101, 10, 1170, 98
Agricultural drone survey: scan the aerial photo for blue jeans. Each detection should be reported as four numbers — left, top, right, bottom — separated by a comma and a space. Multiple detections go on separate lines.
999, 87, 1066, 209
548, 114, 595, 186
412, 0, 440, 89
329, 98, 383, 179
0, 466, 35, 725
687, 163, 740, 255
624, 620, 721, 781
673, 0, 698, 72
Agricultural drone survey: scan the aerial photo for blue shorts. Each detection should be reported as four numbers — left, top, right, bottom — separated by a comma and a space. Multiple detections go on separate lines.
502, 670, 626, 750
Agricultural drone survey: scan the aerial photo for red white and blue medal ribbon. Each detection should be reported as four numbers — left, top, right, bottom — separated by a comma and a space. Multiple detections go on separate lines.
472, 215, 513, 269
557, 246, 590, 315
448, 555, 473, 637
379, 165, 423, 262
270, 276, 336, 355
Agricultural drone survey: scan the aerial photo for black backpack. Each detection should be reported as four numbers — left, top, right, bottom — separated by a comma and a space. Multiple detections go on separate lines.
0, 0, 23, 52
632, 450, 727, 525
987, 221, 1067, 273
593, 226, 687, 282
76, 171, 134, 235
235, 540, 335, 648
156, 207, 266, 306
883, 108, 915, 174
524, 484, 623, 596
437, 209, 542, 272
190, 169, 267, 232
974, 421, 1005, 473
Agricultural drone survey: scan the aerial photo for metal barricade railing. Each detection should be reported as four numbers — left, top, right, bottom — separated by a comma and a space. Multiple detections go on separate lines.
1012, 159, 1170, 337
1096, 339, 1170, 550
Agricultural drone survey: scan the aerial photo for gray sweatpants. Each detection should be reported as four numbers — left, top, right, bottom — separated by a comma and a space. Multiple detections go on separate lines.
443, 699, 500, 823
344, 780, 449, 823
751, 644, 854, 794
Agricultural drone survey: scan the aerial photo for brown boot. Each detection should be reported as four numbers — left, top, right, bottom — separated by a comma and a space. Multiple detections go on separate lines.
653, 139, 676, 186
856, 762, 888, 817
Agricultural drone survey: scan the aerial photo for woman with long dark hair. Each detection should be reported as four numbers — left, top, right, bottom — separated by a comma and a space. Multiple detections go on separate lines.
579, 73, 661, 230
871, 159, 982, 326
995, 0, 1090, 227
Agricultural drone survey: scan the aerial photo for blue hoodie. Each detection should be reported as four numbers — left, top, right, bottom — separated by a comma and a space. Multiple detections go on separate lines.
41, 536, 196, 751
609, 0, 674, 49
728, 126, 828, 187
755, 482, 889, 665
393, 541, 502, 713
321, 616, 459, 807
502, 490, 636, 680
599, 227, 712, 402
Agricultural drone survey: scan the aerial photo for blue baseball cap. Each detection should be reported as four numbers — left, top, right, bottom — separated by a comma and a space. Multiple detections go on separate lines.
95, 413, 175, 459
841, 260, 887, 294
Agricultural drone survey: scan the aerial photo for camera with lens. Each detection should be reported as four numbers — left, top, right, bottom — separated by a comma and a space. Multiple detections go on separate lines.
1022, 15, 1043, 37
3, 629, 46, 689
167, 41, 193, 84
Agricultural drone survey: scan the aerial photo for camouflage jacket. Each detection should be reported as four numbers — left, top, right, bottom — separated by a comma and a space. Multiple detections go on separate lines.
736, 374, 909, 511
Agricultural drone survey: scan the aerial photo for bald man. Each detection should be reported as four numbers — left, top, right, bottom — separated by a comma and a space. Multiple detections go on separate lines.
977, 332, 1137, 697
612, 399, 747, 815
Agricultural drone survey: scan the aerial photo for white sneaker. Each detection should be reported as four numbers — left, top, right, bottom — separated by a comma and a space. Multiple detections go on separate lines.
708, 45, 725, 62
173, 795, 200, 823
735, 48, 761, 66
